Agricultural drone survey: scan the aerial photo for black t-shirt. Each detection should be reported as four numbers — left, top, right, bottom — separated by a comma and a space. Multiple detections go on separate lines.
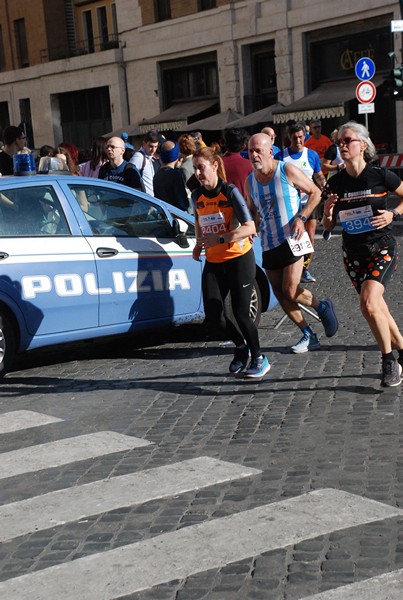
326, 164, 401, 250
153, 166, 189, 211
0, 152, 13, 176
324, 144, 337, 161
98, 161, 145, 192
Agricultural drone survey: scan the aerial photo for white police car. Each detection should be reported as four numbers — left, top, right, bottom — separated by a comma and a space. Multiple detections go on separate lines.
0, 175, 276, 376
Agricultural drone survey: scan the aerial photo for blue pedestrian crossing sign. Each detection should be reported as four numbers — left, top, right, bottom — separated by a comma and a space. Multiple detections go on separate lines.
355, 57, 376, 81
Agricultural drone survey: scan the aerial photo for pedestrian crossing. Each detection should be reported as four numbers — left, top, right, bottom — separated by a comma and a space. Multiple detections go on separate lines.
0, 409, 402, 599
0, 456, 260, 543
0, 409, 62, 434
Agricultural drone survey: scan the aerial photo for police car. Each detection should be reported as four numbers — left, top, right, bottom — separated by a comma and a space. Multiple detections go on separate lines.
0, 175, 276, 376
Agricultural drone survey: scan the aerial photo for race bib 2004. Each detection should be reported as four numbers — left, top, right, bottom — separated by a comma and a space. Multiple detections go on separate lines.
199, 212, 226, 235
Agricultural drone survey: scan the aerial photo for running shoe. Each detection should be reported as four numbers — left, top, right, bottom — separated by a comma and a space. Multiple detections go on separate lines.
318, 299, 338, 337
381, 359, 402, 387
244, 354, 271, 378
290, 332, 321, 354
229, 346, 249, 374
301, 268, 316, 283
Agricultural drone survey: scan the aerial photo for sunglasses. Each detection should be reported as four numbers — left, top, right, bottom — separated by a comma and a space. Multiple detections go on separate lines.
336, 137, 361, 146
106, 144, 124, 150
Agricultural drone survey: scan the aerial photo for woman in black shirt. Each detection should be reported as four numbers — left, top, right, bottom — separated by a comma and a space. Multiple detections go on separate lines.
322, 121, 403, 387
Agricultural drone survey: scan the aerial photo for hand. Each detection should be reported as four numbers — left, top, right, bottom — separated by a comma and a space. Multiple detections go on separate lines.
290, 218, 305, 241
202, 233, 221, 249
371, 209, 395, 229
192, 244, 203, 261
323, 193, 338, 218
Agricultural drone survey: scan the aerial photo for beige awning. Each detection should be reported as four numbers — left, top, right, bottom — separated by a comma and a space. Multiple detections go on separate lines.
138, 99, 218, 134
228, 103, 284, 128
181, 108, 243, 131
273, 77, 383, 124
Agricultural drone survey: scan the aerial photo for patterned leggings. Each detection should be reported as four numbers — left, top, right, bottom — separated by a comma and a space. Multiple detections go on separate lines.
343, 239, 398, 294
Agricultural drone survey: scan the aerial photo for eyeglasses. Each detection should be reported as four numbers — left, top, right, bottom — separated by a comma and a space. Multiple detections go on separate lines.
106, 144, 124, 150
336, 137, 361, 146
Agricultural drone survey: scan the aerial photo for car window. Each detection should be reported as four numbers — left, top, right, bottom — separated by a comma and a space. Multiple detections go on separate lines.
67, 183, 173, 238
0, 185, 70, 236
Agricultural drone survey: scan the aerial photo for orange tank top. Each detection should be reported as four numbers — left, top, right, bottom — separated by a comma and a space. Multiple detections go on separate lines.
194, 182, 252, 263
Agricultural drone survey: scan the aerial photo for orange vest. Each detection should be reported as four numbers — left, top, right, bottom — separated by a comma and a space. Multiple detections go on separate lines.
195, 184, 252, 263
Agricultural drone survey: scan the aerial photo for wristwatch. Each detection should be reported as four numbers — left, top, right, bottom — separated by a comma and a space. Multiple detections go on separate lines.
389, 209, 401, 221
219, 235, 226, 244
297, 214, 307, 223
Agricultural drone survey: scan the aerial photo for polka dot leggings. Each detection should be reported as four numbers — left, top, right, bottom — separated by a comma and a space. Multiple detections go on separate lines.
343, 242, 398, 294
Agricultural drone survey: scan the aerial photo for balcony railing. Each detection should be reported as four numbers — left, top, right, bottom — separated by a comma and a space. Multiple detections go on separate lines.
40, 34, 120, 63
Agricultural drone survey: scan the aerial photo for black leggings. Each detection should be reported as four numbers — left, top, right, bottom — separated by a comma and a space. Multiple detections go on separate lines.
202, 249, 261, 358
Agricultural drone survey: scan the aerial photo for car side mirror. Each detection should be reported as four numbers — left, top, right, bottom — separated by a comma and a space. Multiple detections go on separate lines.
172, 218, 189, 248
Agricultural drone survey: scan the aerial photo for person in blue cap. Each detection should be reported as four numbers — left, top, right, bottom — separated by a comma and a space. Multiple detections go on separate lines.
121, 132, 135, 162
153, 140, 189, 211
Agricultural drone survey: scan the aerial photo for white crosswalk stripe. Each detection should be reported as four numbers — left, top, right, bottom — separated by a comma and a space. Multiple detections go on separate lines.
0, 489, 400, 600
0, 410, 63, 434
0, 456, 261, 542
303, 568, 403, 599
0, 411, 401, 600
0, 431, 152, 479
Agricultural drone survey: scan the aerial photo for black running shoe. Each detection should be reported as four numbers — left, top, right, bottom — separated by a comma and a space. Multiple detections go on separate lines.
381, 359, 402, 387
229, 346, 249, 374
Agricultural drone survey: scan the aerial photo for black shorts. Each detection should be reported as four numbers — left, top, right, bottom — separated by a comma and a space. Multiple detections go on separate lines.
263, 240, 302, 270
343, 234, 398, 294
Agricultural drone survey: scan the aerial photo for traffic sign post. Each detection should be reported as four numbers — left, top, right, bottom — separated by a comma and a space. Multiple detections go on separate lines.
355, 57, 376, 129
356, 81, 377, 103
355, 57, 376, 81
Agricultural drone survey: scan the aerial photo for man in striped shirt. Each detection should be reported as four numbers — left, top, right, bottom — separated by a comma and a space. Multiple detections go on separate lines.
245, 133, 338, 354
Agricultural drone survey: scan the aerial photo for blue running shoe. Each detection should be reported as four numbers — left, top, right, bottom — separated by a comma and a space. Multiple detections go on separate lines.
244, 355, 271, 378
229, 346, 249, 374
318, 299, 338, 337
301, 268, 316, 283
290, 332, 321, 354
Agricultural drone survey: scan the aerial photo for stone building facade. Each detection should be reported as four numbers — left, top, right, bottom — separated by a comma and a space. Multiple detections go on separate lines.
0, 0, 402, 152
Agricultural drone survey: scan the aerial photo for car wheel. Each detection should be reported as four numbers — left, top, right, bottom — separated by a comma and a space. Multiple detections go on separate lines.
249, 279, 262, 326
225, 279, 262, 327
0, 314, 16, 377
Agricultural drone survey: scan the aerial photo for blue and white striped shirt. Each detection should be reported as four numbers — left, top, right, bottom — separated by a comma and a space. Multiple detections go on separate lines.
248, 161, 301, 251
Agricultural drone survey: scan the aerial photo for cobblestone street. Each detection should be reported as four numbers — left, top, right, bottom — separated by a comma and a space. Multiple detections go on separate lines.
0, 226, 402, 599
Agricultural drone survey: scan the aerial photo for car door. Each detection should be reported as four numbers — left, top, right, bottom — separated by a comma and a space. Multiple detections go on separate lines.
63, 181, 203, 329
0, 180, 99, 338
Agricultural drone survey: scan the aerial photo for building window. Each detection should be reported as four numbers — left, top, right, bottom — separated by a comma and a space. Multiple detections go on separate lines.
154, 0, 171, 22
198, 0, 216, 10
111, 3, 118, 36
82, 10, 95, 53
14, 19, 29, 68
0, 25, 5, 71
97, 6, 109, 47
58, 87, 112, 149
243, 41, 277, 113
19, 98, 34, 149
162, 56, 218, 105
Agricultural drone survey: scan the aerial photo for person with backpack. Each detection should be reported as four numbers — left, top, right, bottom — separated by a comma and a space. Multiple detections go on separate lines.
99, 137, 144, 191
129, 130, 159, 195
